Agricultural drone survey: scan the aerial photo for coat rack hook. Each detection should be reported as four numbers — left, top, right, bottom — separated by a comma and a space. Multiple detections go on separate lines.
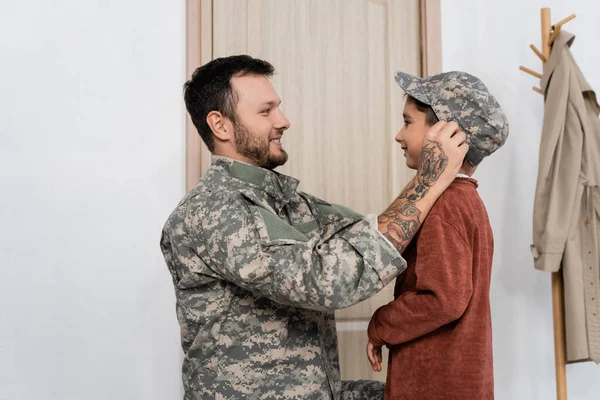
530, 44, 547, 63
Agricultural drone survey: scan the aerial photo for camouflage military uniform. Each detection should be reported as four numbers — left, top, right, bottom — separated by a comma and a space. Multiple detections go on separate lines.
160, 157, 405, 399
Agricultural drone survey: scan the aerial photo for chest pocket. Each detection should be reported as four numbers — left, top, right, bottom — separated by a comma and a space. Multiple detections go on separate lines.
315, 201, 362, 220
241, 193, 317, 245
298, 193, 365, 241
309, 197, 363, 229
255, 207, 311, 242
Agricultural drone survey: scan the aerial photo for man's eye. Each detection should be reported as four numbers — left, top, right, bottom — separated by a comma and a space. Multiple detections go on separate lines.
404, 120, 411, 126
261, 109, 270, 114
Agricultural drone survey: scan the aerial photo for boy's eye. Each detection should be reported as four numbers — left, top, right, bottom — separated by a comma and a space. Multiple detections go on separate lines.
404, 120, 411, 126
261, 109, 270, 115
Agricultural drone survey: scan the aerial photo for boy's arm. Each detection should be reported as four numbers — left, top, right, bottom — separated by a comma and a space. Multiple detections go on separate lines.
368, 214, 473, 347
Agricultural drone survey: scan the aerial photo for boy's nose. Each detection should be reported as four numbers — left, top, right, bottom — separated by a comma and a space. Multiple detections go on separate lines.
395, 130, 403, 143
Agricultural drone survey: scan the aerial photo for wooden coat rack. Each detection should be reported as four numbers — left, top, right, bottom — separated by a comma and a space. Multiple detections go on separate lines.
519, 8, 576, 400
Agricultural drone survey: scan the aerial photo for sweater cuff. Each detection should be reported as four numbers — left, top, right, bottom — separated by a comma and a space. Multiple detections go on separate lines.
368, 308, 386, 347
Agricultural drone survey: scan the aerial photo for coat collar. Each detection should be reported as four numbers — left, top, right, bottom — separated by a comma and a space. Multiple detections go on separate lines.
540, 30, 594, 95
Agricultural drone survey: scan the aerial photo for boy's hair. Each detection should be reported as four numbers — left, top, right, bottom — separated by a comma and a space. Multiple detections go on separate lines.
183, 55, 275, 152
406, 95, 439, 127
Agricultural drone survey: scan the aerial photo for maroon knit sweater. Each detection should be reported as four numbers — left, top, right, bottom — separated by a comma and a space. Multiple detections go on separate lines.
368, 178, 494, 400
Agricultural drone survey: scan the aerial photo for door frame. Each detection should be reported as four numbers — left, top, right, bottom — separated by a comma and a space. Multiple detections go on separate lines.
184, 0, 442, 190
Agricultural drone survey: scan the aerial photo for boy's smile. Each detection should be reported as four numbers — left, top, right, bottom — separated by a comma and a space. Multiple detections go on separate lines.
396, 101, 430, 170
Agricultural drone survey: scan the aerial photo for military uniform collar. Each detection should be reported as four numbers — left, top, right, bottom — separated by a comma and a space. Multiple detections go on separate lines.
212, 156, 299, 209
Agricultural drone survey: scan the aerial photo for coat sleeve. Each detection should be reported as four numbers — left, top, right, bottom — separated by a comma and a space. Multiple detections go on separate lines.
161, 195, 405, 311
367, 214, 473, 346
532, 51, 584, 272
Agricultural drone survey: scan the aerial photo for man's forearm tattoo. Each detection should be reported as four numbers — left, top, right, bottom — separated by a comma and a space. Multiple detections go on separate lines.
379, 140, 449, 253
379, 201, 421, 253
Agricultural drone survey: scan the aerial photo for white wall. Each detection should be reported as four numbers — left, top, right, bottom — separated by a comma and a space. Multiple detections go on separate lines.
440, 1, 600, 399
3, 1, 600, 399
0, 2, 185, 399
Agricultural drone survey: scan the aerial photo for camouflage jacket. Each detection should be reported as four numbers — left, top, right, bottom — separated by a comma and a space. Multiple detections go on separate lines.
160, 157, 405, 399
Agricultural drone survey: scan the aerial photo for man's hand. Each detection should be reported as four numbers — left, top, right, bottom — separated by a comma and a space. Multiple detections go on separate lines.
366, 340, 383, 372
400, 121, 468, 202
378, 121, 467, 254
417, 121, 468, 197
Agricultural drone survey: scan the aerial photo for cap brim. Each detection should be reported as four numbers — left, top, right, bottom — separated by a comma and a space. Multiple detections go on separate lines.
394, 72, 431, 105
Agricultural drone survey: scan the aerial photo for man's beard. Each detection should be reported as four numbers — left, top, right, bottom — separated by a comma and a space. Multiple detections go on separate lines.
234, 121, 288, 170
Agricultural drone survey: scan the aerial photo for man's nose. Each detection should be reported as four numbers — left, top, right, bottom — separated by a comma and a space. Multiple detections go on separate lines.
275, 109, 291, 131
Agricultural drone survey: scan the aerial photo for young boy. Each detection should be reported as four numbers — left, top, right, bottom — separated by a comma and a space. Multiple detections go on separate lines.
366, 71, 509, 400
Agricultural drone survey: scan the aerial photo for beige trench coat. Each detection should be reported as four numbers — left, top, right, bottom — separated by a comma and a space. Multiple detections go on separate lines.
532, 30, 600, 364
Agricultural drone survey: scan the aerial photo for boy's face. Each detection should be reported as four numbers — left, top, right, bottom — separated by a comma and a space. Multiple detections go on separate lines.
396, 101, 430, 170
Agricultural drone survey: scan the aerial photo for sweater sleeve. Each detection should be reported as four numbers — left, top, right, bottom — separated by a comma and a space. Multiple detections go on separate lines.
368, 214, 473, 346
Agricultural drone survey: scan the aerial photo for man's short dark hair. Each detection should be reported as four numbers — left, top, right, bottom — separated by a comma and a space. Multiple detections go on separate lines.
406, 95, 439, 127
183, 55, 275, 152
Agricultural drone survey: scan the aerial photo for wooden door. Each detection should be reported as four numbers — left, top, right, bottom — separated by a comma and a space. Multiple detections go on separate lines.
209, 0, 422, 381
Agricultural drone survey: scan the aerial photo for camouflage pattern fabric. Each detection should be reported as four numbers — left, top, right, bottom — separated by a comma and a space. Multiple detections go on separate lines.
341, 380, 384, 400
395, 71, 509, 166
160, 157, 404, 399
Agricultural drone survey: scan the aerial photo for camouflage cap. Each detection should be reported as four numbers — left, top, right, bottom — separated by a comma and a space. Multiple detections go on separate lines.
395, 71, 509, 166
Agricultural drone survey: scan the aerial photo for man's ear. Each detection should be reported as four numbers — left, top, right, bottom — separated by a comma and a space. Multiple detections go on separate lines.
206, 111, 233, 141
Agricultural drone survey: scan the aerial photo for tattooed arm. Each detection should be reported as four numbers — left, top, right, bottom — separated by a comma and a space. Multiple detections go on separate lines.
379, 121, 467, 254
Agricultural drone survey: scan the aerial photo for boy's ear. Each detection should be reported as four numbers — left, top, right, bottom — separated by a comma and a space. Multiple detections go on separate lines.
206, 111, 233, 142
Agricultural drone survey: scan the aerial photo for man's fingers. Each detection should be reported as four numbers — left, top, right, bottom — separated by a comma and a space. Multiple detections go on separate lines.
449, 130, 467, 145
437, 121, 461, 140
424, 120, 459, 138
425, 120, 468, 154
423, 120, 448, 139
424, 120, 469, 154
